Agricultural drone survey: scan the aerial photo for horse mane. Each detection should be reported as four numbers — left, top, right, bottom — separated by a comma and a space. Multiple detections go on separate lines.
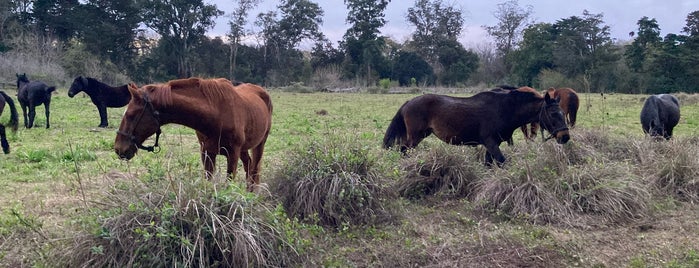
516, 86, 543, 98
142, 83, 173, 107
147, 78, 238, 107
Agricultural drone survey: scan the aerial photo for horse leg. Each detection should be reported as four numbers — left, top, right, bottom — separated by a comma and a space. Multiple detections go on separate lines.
530, 123, 539, 140
519, 125, 529, 141
44, 102, 50, 128
0, 125, 8, 154
20, 103, 28, 128
247, 141, 267, 192
238, 150, 255, 191
200, 149, 217, 180
225, 147, 242, 182
483, 140, 505, 167
97, 105, 108, 128
27, 104, 36, 129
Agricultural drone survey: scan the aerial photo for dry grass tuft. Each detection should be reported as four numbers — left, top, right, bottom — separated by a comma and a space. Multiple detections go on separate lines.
649, 139, 699, 202
395, 144, 485, 200
674, 92, 699, 106
58, 174, 297, 267
271, 139, 389, 227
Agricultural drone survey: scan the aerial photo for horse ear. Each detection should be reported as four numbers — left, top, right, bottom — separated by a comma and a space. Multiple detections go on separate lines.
127, 83, 142, 101
544, 91, 552, 102
547, 88, 556, 98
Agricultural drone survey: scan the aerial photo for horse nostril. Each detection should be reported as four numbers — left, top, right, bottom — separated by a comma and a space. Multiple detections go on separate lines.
559, 134, 570, 144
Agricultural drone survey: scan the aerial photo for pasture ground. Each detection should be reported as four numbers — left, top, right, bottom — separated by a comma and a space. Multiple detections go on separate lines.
0, 88, 698, 267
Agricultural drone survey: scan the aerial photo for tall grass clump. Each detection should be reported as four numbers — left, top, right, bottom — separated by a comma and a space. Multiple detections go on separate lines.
394, 143, 486, 200
649, 139, 699, 202
59, 174, 298, 267
270, 137, 388, 228
472, 139, 649, 226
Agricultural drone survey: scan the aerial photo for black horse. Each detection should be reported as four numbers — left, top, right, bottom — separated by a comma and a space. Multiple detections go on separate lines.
16, 73, 56, 128
68, 76, 131, 128
640, 94, 680, 140
383, 90, 570, 165
0, 91, 19, 154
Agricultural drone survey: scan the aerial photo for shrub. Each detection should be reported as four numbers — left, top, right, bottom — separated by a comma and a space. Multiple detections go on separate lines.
270, 138, 389, 228
59, 176, 299, 267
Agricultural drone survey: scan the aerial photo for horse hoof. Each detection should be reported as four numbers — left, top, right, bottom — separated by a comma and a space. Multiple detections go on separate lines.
248, 183, 270, 196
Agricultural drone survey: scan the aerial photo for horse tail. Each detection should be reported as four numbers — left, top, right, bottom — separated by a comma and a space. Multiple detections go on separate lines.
383, 102, 408, 149
567, 91, 579, 127
47, 86, 57, 93
0, 91, 18, 132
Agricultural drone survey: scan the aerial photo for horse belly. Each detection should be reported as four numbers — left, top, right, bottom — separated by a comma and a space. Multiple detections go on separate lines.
432, 127, 479, 145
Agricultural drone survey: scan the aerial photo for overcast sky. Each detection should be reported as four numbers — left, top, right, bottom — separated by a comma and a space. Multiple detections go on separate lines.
208, 0, 699, 49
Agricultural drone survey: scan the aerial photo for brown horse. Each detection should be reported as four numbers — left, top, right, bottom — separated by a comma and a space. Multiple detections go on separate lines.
547, 87, 579, 128
114, 78, 273, 191
0, 91, 19, 154
383, 90, 570, 165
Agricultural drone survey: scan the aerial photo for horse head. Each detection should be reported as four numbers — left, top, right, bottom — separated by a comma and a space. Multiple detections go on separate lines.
114, 83, 162, 160
68, 76, 89, 97
16, 73, 28, 89
539, 94, 570, 144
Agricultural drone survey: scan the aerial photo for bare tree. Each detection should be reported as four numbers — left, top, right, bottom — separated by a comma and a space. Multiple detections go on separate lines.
483, 0, 533, 56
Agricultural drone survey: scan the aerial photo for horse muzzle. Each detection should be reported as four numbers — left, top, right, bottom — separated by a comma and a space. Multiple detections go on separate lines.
115, 146, 137, 160
555, 130, 570, 144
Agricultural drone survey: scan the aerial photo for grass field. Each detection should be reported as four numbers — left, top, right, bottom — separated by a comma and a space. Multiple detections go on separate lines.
1, 88, 699, 267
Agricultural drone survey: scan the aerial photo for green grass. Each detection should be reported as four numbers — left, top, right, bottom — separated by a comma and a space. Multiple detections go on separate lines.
1, 89, 699, 266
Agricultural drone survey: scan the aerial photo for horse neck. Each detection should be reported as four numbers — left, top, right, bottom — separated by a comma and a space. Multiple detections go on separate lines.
86, 79, 106, 94
155, 90, 218, 131
513, 98, 545, 124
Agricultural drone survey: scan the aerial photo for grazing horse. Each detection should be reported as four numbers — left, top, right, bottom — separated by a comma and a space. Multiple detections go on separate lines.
114, 78, 273, 191
383, 90, 570, 165
640, 94, 680, 140
16, 73, 56, 128
546, 87, 579, 128
68, 76, 131, 128
0, 91, 19, 154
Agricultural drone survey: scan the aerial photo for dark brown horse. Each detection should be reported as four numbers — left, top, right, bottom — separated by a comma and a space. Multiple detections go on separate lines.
547, 87, 579, 128
16, 73, 56, 128
383, 90, 570, 165
68, 76, 130, 128
0, 91, 19, 154
114, 78, 273, 191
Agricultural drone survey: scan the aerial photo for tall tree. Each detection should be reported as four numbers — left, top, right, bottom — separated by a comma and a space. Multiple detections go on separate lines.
33, 0, 81, 42
625, 16, 661, 73
509, 22, 555, 86
140, 0, 223, 78
484, 0, 533, 57
75, 0, 141, 69
277, 0, 324, 49
342, 0, 391, 83
406, 0, 463, 65
228, 0, 260, 80
551, 10, 619, 91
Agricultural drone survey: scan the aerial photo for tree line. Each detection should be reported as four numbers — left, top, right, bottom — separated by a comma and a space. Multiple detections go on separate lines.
1, 0, 698, 93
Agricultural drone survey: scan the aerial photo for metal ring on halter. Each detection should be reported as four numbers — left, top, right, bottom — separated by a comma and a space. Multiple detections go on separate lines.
116, 94, 163, 153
